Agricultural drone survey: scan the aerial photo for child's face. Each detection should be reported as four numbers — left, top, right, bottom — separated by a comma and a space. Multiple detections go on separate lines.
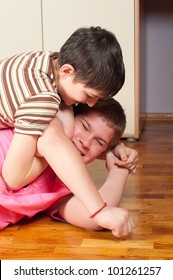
58, 69, 103, 107
72, 112, 114, 164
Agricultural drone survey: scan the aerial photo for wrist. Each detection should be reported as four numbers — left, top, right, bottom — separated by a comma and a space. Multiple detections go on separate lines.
109, 165, 129, 175
90, 202, 107, 219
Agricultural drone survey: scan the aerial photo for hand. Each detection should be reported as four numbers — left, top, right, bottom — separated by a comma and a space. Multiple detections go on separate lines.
113, 143, 138, 174
93, 205, 135, 238
105, 151, 124, 172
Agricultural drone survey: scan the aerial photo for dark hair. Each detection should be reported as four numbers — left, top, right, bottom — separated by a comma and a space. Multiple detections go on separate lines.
73, 98, 126, 149
58, 26, 125, 98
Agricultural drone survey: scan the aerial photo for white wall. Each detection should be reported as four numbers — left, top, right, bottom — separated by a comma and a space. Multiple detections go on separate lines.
0, 0, 42, 59
140, 0, 173, 113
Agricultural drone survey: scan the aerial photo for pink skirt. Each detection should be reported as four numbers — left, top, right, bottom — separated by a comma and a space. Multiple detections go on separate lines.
0, 129, 71, 230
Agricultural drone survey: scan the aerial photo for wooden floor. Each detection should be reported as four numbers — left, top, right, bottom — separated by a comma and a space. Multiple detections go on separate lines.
0, 119, 173, 260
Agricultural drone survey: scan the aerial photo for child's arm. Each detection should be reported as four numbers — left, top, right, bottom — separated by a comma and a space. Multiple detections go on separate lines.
57, 151, 133, 236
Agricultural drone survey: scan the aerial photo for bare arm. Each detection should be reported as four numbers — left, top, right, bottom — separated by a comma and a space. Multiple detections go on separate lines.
58, 151, 133, 236
37, 117, 105, 214
36, 119, 134, 237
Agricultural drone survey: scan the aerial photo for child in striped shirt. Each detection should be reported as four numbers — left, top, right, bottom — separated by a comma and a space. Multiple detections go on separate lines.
0, 26, 130, 237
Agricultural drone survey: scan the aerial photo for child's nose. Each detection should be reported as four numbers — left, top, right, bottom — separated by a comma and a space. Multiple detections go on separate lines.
82, 138, 91, 149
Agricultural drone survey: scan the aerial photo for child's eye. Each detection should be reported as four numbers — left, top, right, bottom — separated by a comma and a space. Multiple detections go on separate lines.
82, 123, 88, 130
84, 92, 93, 99
87, 95, 93, 99
97, 139, 104, 146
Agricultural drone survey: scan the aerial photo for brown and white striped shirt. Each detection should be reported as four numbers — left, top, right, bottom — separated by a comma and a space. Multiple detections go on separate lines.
0, 51, 61, 135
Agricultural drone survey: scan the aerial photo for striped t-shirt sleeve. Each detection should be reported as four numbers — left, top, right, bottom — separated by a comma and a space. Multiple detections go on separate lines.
14, 92, 61, 135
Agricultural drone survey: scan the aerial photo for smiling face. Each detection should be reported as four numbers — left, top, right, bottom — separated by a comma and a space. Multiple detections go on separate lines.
72, 112, 115, 164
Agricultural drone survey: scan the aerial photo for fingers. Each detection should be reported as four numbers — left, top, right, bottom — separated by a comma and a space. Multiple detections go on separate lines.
114, 144, 128, 162
111, 212, 135, 238
115, 153, 138, 174
128, 156, 138, 173
128, 161, 138, 174
113, 144, 139, 173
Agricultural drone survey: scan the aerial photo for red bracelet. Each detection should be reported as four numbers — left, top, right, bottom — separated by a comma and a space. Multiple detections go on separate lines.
90, 202, 107, 219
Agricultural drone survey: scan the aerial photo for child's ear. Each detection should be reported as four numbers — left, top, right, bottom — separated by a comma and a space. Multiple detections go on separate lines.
59, 64, 75, 77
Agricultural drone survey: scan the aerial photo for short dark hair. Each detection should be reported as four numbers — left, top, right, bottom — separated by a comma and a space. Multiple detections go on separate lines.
73, 98, 126, 149
58, 26, 125, 98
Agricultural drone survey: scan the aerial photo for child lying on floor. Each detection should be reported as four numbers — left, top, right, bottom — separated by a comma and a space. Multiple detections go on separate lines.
0, 99, 138, 236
